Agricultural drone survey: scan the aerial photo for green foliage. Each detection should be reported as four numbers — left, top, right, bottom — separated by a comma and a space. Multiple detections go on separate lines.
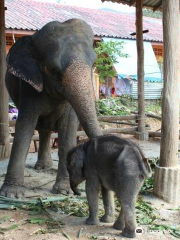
143, 8, 162, 19
96, 95, 136, 116
146, 100, 162, 115
115, 196, 159, 226
96, 97, 162, 117
58, 197, 104, 218
136, 197, 159, 225
1, 191, 180, 238
0, 224, 20, 234
27, 217, 46, 225
94, 40, 128, 83
0, 215, 11, 224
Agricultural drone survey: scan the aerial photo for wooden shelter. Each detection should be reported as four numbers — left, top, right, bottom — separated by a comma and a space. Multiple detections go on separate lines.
103, 0, 180, 204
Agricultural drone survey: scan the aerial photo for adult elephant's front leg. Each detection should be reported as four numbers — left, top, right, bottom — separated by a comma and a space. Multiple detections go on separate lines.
0, 111, 38, 198
52, 106, 79, 194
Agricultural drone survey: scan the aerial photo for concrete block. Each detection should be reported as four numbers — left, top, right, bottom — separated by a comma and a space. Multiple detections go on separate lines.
153, 165, 180, 205
135, 131, 149, 141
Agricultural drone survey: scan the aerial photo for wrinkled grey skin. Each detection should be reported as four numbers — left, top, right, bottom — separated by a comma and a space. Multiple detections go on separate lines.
67, 135, 152, 238
0, 19, 102, 198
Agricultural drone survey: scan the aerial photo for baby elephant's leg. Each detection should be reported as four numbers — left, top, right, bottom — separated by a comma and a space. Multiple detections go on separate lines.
100, 187, 115, 223
113, 206, 125, 230
121, 200, 136, 238
85, 176, 100, 225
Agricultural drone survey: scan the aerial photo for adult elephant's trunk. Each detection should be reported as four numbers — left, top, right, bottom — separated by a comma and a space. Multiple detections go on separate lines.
62, 59, 102, 138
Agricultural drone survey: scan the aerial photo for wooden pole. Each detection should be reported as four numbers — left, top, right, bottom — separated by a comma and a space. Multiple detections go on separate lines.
160, 0, 180, 167
135, 0, 148, 140
153, 0, 180, 205
0, 0, 10, 158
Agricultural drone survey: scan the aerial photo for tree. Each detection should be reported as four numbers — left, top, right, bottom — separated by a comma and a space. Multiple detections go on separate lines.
94, 40, 128, 83
143, 8, 162, 19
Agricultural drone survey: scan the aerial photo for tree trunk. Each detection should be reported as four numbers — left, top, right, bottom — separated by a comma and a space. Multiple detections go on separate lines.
0, 0, 10, 159
160, 0, 180, 167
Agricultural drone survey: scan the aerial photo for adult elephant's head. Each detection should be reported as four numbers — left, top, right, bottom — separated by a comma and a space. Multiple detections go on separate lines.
7, 19, 102, 137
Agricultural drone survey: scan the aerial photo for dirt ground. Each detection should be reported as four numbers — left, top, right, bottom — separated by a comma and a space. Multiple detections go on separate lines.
1, 119, 180, 240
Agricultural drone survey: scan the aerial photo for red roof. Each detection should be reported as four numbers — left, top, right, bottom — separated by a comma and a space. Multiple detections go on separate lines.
5, 0, 163, 42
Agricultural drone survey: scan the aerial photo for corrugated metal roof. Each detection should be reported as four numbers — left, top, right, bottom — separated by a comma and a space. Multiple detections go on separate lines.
102, 0, 163, 11
5, 0, 163, 42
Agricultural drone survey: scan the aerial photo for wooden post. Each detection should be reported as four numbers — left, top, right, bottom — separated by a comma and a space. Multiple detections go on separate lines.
135, 0, 149, 141
153, 0, 180, 204
160, 0, 179, 167
0, 0, 10, 158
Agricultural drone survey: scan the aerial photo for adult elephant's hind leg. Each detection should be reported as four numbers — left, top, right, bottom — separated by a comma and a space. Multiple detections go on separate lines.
34, 130, 53, 170
52, 106, 79, 194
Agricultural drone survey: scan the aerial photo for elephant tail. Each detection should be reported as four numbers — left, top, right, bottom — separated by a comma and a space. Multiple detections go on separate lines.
136, 147, 152, 178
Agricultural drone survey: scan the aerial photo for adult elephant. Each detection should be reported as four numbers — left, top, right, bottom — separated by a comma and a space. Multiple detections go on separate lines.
0, 19, 102, 198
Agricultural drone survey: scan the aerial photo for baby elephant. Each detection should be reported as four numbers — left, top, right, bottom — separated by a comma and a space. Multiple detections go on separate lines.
67, 135, 152, 238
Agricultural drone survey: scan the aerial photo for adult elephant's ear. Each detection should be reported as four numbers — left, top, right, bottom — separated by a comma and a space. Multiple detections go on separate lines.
7, 36, 43, 92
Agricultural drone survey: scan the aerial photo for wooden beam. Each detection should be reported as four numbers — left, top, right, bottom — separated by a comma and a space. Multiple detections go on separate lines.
153, 1, 162, 11
129, 0, 136, 7
149, 131, 180, 140
149, 131, 161, 138
136, 0, 146, 134
98, 115, 137, 121
10, 125, 152, 143
9, 115, 138, 127
131, 111, 162, 121
159, 0, 180, 167
5, 29, 35, 35
0, 0, 10, 158
10, 127, 139, 143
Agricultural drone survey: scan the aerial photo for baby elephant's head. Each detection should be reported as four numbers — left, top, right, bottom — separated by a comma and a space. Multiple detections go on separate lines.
67, 146, 86, 196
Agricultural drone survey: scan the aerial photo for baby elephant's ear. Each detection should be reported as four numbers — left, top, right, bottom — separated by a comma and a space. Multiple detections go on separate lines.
7, 36, 43, 92
71, 148, 85, 174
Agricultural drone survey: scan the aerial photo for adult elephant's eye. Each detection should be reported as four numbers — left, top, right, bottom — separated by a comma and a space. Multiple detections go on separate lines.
44, 66, 62, 79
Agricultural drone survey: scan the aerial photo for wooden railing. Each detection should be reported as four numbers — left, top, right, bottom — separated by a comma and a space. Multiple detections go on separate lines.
9, 114, 154, 144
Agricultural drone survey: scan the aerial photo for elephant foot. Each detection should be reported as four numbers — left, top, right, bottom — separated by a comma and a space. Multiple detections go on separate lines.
52, 177, 73, 195
122, 228, 136, 238
86, 217, 99, 225
0, 182, 25, 199
100, 215, 115, 223
113, 220, 125, 230
34, 157, 53, 171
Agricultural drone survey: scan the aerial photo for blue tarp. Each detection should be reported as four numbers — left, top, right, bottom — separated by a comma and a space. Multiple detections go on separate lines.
103, 38, 163, 83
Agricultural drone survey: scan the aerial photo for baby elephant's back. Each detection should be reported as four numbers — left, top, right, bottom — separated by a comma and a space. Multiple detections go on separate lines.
91, 135, 151, 191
